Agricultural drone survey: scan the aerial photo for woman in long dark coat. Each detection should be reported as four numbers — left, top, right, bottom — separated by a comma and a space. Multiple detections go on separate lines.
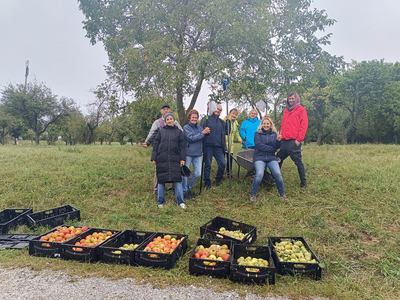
151, 112, 186, 209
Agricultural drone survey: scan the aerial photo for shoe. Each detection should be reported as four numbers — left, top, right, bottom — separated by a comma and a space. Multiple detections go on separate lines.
226, 174, 234, 178
179, 203, 187, 209
216, 181, 222, 186
250, 195, 257, 203
154, 190, 158, 195
158, 204, 164, 208
183, 192, 190, 200
280, 194, 288, 201
205, 184, 211, 190
187, 191, 195, 199
300, 183, 307, 193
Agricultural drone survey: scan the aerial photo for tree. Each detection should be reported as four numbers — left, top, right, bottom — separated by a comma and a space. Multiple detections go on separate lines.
1, 81, 75, 145
78, 0, 337, 126
0, 105, 13, 145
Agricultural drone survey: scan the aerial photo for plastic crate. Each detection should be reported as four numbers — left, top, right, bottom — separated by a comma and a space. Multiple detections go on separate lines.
199, 216, 257, 244
60, 228, 120, 263
0, 208, 33, 234
97, 230, 156, 265
26, 205, 80, 228
134, 232, 188, 270
0, 240, 30, 250
189, 238, 232, 278
28, 225, 84, 258
229, 244, 275, 285
0, 234, 38, 241
268, 237, 322, 280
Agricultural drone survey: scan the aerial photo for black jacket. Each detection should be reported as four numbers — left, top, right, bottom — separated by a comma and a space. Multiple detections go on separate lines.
200, 115, 227, 152
151, 125, 186, 183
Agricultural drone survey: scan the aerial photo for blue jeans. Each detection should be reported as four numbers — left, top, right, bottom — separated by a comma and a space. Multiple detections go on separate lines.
158, 182, 184, 205
203, 146, 226, 186
182, 156, 202, 194
251, 160, 285, 196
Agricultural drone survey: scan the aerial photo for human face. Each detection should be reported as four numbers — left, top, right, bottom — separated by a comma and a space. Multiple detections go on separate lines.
288, 95, 296, 106
262, 119, 271, 131
165, 116, 174, 126
215, 106, 222, 117
161, 107, 171, 116
230, 111, 238, 120
249, 110, 257, 119
189, 114, 198, 124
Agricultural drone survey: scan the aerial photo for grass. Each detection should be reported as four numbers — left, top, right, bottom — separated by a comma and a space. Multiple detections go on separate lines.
0, 141, 399, 300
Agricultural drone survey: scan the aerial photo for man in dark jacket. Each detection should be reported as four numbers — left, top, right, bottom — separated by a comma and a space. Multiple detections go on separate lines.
200, 104, 227, 189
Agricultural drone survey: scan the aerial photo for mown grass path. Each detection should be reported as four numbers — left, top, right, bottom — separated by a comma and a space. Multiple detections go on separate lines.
0, 142, 399, 300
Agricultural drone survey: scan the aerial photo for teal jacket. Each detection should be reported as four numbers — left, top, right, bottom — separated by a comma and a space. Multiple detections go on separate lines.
239, 117, 261, 148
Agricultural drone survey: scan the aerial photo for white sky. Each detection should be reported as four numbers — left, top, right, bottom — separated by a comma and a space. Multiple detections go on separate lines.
1, 0, 399, 116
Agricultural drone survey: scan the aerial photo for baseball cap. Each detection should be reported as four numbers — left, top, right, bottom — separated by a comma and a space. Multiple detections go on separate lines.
161, 103, 170, 109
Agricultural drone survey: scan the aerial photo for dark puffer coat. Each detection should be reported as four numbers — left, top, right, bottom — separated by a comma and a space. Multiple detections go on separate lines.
253, 129, 281, 163
151, 125, 186, 183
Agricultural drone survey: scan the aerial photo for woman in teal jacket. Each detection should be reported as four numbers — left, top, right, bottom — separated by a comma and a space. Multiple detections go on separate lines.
239, 109, 261, 149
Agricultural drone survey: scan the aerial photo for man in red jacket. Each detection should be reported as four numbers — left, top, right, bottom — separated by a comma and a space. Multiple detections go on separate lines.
277, 92, 308, 191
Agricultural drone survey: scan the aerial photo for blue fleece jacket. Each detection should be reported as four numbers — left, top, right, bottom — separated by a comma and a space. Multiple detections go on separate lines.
239, 117, 261, 148
183, 122, 204, 157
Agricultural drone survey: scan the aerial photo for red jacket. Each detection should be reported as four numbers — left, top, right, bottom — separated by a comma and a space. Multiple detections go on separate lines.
280, 105, 308, 142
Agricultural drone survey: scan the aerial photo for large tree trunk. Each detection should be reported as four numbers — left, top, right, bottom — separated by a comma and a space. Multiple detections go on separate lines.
35, 132, 40, 145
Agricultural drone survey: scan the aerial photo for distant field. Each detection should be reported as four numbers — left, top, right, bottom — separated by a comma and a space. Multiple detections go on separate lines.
0, 141, 399, 300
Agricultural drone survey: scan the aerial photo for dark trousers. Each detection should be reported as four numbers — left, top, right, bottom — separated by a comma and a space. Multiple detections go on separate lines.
204, 146, 226, 186
226, 153, 234, 175
277, 139, 306, 185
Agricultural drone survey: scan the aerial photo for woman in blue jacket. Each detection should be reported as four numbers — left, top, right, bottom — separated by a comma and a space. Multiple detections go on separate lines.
250, 117, 287, 203
239, 109, 261, 149
183, 109, 210, 199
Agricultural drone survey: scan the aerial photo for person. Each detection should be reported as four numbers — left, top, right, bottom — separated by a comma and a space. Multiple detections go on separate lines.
250, 117, 287, 203
142, 103, 182, 195
277, 92, 309, 191
151, 112, 186, 209
182, 109, 210, 199
239, 109, 261, 149
200, 104, 227, 189
223, 108, 243, 178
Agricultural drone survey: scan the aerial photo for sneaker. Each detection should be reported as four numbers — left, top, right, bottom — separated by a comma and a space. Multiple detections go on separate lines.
205, 184, 211, 190
250, 195, 257, 203
300, 183, 307, 193
179, 203, 187, 209
183, 192, 190, 200
154, 190, 158, 195
158, 204, 164, 208
280, 194, 288, 201
187, 191, 195, 199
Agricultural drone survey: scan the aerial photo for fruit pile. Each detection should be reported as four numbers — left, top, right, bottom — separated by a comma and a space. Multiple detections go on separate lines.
236, 256, 269, 272
216, 227, 248, 240
110, 244, 139, 254
274, 239, 317, 263
39, 226, 88, 247
72, 230, 114, 251
143, 235, 184, 257
193, 244, 230, 266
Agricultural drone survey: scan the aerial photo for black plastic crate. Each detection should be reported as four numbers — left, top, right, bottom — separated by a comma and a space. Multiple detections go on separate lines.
0, 208, 33, 234
199, 216, 257, 244
189, 238, 232, 278
0, 240, 30, 250
61, 228, 120, 263
134, 232, 188, 270
26, 205, 80, 228
0, 234, 38, 241
229, 244, 275, 285
268, 236, 322, 280
29, 225, 85, 258
97, 230, 156, 265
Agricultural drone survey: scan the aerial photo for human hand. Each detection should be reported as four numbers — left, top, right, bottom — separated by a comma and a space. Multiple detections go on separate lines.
295, 140, 300, 146
276, 131, 282, 141
203, 127, 210, 134
142, 143, 148, 148
152, 160, 156, 165
240, 141, 244, 144
180, 160, 185, 166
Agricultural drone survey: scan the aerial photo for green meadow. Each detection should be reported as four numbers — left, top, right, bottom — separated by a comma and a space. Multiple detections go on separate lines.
0, 141, 399, 300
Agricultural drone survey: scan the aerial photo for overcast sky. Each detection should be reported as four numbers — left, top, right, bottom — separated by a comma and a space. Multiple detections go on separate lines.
1, 0, 399, 116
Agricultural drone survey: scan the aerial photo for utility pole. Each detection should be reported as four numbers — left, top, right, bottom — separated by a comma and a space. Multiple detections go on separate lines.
24, 60, 29, 88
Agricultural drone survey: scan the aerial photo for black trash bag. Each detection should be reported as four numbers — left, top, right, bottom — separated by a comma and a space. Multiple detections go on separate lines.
181, 165, 192, 177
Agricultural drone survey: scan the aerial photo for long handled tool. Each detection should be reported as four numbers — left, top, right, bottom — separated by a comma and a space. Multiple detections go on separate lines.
222, 77, 232, 191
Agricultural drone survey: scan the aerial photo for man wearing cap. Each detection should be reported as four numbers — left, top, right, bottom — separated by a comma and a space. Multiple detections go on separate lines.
142, 103, 183, 194
200, 104, 227, 189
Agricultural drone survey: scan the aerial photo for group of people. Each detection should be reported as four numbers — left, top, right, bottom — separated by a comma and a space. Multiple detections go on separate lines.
143, 92, 308, 208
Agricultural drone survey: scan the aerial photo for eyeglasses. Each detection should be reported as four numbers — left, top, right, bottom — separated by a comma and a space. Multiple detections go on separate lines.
217, 109, 222, 112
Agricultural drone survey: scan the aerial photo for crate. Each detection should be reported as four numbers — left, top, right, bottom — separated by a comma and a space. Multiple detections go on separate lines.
134, 232, 188, 270
229, 244, 275, 285
199, 216, 256, 244
97, 230, 156, 265
0, 234, 38, 241
60, 228, 120, 263
268, 237, 322, 280
0, 208, 33, 234
28, 225, 84, 258
26, 205, 80, 228
189, 238, 232, 278
0, 240, 30, 250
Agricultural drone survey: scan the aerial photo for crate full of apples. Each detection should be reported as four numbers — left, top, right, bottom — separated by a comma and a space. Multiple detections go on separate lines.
134, 232, 188, 270
60, 228, 120, 263
29, 225, 88, 258
189, 238, 233, 278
